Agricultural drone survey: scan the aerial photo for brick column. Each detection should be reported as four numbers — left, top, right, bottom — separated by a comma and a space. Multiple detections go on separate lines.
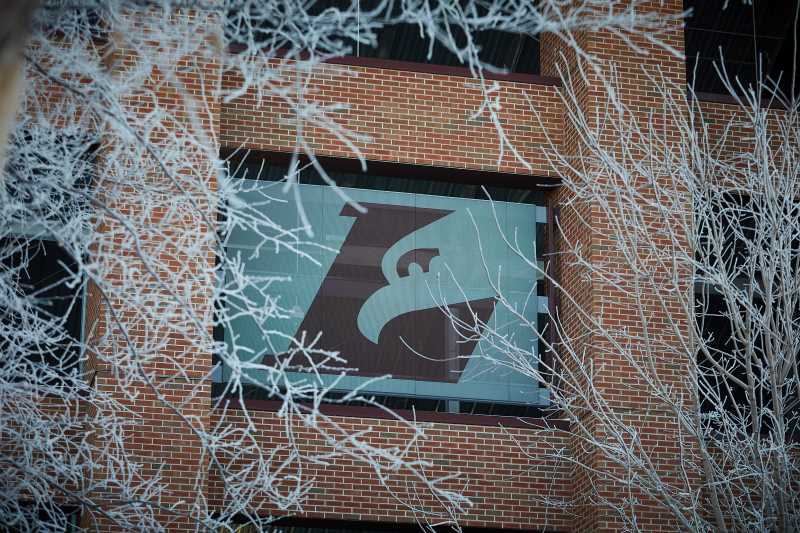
542, 2, 693, 531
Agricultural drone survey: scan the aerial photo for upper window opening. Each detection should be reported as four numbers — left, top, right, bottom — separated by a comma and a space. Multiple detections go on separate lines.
685, 0, 799, 97
334, 0, 540, 74
350, 22, 539, 74
4, 133, 96, 232
234, 0, 540, 75
693, 192, 800, 437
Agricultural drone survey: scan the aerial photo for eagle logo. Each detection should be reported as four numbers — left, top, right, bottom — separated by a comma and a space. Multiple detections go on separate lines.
291, 202, 496, 383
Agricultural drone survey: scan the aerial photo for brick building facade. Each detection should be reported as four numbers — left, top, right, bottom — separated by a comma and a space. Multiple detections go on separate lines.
202, 4, 687, 528
20, 0, 795, 531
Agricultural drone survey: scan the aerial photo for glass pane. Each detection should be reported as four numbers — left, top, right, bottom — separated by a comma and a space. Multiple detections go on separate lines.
223, 173, 548, 406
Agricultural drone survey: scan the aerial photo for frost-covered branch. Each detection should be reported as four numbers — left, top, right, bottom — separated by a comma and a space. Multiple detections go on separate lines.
0, 1, 681, 531
438, 32, 800, 532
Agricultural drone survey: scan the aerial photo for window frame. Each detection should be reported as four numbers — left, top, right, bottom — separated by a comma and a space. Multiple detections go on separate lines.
226, 0, 552, 83
214, 148, 565, 428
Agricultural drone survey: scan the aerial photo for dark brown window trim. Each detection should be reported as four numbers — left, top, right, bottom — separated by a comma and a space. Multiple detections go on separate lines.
541, 201, 561, 391
220, 147, 560, 189
324, 55, 559, 85
226, 43, 560, 86
218, 397, 570, 430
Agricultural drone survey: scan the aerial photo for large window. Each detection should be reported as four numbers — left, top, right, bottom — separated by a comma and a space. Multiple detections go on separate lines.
0, 238, 83, 379
685, 0, 799, 97
694, 192, 800, 435
215, 158, 551, 414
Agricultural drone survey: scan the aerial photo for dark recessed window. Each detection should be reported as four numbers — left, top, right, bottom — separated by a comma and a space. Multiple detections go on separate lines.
694, 193, 800, 437
694, 288, 800, 439
1, 134, 93, 381
351, 22, 539, 74
214, 158, 551, 416
11, 504, 81, 533
0, 239, 83, 378
233, 0, 539, 75
685, 0, 799, 97
695, 289, 753, 415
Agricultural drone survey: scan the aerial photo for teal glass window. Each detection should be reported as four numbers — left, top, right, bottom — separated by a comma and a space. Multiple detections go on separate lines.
217, 162, 550, 410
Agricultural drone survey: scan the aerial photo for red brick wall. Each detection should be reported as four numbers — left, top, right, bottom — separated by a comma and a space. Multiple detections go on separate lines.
81, 11, 221, 531
698, 99, 787, 161
208, 411, 572, 530
221, 62, 562, 177
555, 2, 693, 531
